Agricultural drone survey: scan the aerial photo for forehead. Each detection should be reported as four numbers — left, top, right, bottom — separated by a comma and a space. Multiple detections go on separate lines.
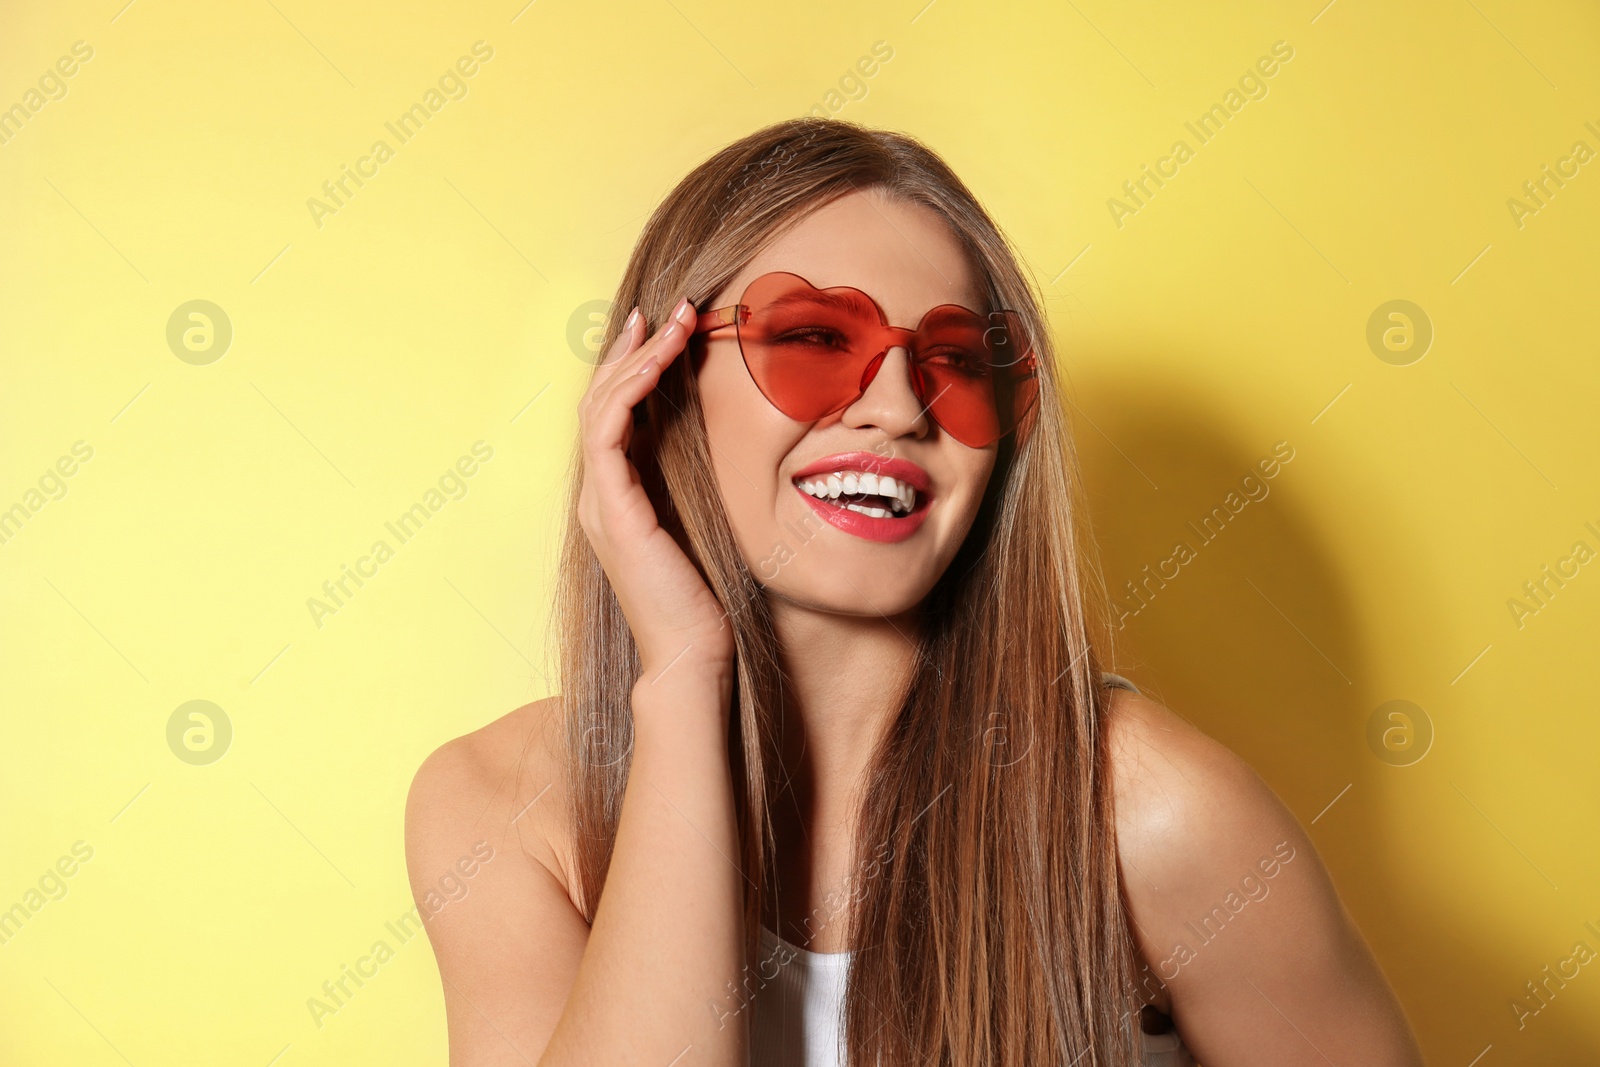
712, 189, 987, 321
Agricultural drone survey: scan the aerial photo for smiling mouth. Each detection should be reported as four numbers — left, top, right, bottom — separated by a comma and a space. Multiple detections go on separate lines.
793, 471, 921, 518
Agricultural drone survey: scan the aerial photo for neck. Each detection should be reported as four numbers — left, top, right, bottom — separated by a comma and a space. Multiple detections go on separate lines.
761, 594, 920, 943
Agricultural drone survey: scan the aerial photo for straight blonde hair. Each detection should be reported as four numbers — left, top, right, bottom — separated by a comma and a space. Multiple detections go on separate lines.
550, 116, 1144, 1065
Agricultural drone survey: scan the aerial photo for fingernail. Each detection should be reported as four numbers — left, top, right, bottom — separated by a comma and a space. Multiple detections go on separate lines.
637, 356, 657, 376
624, 305, 641, 330
676, 299, 695, 323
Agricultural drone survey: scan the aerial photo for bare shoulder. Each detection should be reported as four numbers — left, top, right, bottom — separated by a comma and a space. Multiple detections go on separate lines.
1103, 683, 1319, 944
404, 694, 580, 914
1103, 684, 1293, 877
1103, 684, 1425, 1065
404, 696, 598, 1061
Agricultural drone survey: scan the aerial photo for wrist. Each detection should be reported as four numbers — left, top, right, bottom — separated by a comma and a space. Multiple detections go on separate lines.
632, 657, 733, 726
635, 654, 735, 697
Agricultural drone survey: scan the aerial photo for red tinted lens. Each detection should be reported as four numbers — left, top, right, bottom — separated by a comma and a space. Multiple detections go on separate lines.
735, 272, 881, 421
914, 307, 1038, 448
913, 307, 1003, 447
734, 273, 1039, 448
986, 310, 1039, 445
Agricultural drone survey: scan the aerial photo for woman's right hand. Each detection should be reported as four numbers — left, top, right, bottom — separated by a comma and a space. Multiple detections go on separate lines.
576, 296, 736, 684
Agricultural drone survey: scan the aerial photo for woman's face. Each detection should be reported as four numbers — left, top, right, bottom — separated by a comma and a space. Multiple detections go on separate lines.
692, 188, 1000, 619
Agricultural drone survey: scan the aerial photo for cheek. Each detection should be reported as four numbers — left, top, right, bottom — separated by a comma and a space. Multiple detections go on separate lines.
695, 350, 803, 558
948, 449, 998, 507
941, 451, 998, 539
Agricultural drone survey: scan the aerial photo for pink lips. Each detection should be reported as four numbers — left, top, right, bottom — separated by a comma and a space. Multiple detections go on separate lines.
790, 452, 932, 544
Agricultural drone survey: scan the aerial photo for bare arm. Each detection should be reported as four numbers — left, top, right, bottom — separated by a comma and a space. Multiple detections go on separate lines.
544, 666, 746, 1064
1110, 689, 1426, 1066
404, 715, 588, 1063
405, 295, 749, 1064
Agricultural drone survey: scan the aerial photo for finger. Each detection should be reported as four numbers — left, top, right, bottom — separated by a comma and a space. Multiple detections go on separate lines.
596, 305, 642, 370
647, 301, 699, 372
621, 298, 696, 369
589, 298, 696, 412
582, 332, 675, 496
587, 336, 667, 451
587, 308, 641, 400
582, 308, 644, 418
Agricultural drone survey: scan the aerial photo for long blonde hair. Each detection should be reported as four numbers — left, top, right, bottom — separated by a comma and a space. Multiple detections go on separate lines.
550, 116, 1143, 1065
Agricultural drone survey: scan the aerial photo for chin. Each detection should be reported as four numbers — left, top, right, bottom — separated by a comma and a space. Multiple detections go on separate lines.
760, 567, 932, 619
732, 508, 954, 617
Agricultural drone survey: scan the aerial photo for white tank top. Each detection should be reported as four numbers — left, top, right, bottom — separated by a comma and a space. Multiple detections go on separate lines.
748, 671, 1196, 1066
749, 923, 1195, 1066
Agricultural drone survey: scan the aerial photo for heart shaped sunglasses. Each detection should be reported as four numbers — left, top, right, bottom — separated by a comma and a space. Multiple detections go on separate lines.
687, 271, 1039, 448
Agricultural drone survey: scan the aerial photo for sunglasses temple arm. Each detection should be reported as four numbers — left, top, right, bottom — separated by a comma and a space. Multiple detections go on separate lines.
692, 304, 743, 335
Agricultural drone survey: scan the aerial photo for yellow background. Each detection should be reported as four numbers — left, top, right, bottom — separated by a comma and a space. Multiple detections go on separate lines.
3, 0, 1597, 1063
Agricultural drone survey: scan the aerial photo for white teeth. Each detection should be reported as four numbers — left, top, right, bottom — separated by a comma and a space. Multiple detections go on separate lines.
795, 470, 921, 516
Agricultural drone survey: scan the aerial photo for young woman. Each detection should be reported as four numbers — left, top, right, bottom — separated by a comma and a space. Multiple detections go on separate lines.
404, 118, 1425, 1066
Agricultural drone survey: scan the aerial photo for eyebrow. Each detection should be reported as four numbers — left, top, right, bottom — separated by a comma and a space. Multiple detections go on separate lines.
762, 289, 873, 315
759, 285, 992, 322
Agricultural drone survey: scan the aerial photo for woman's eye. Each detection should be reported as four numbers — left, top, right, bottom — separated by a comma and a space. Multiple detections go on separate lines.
923, 347, 992, 377
774, 327, 851, 348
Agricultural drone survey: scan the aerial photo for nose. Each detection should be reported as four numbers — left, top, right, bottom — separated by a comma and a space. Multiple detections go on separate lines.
840, 344, 931, 440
